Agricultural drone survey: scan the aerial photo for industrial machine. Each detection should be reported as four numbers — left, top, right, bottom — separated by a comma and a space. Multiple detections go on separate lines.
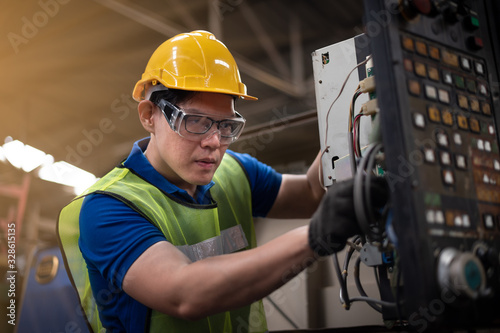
314, 0, 500, 331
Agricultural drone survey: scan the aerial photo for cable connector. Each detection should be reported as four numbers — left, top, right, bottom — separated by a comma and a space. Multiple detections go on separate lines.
361, 98, 378, 116
359, 76, 376, 93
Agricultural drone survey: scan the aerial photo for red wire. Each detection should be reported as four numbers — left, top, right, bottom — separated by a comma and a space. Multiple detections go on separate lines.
353, 114, 363, 157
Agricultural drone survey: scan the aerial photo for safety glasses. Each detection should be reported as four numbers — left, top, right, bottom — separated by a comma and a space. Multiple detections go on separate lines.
155, 98, 246, 145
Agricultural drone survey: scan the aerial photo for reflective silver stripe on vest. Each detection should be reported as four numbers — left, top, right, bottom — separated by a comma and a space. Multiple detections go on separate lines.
176, 225, 249, 262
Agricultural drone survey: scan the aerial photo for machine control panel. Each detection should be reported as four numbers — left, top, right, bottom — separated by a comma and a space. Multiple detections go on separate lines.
363, 0, 500, 329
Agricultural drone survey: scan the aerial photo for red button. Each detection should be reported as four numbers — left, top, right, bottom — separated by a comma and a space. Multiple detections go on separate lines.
468, 36, 484, 50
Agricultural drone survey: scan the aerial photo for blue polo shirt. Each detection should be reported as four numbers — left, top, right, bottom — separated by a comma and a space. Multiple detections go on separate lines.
78, 138, 282, 332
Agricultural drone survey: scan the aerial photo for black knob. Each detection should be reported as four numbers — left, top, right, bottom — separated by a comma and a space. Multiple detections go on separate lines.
442, 3, 459, 23
400, 0, 432, 20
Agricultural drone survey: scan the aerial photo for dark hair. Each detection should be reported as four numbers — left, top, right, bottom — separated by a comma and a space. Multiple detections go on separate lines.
149, 88, 198, 106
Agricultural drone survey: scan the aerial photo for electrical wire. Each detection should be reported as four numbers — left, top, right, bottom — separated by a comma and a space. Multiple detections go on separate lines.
349, 296, 397, 308
353, 142, 384, 240
352, 112, 364, 157
321, 56, 373, 179
354, 257, 382, 313
333, 252, 350, 309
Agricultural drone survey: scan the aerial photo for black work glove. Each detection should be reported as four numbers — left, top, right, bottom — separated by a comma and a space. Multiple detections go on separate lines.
308, 177, 389, 256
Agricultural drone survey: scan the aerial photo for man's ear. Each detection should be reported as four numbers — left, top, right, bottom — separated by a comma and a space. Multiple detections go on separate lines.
138, 100, 157, 133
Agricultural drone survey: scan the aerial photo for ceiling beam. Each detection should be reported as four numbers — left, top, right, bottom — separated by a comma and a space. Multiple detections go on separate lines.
93, 0, 306, 98
239, 2, 290, 79
208, 0, 223, 41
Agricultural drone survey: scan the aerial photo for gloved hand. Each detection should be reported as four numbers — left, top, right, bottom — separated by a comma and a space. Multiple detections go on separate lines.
308, 176, 389, 256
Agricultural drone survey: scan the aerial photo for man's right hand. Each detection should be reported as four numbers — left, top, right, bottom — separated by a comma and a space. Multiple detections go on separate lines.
308, 177, 389, 256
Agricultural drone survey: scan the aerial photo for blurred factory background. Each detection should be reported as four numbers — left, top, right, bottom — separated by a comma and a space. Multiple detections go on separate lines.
0, 1, 380, 332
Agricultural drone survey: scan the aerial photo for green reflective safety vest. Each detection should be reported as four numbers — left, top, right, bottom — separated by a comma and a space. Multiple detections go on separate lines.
58, 153, 268, 333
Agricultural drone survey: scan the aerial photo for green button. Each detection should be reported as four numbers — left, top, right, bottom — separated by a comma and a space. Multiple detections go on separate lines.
466, 16, 480, 30
424, 192, 441, 206
470, 16, 479, 28
454, 75, 465, 89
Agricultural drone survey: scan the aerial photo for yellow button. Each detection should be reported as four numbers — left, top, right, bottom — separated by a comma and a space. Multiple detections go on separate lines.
427, 106, 441, 123
482, 102, 491, 115
402, 36, 415, 52
415, 62, 427, 77
442, 50, 459, 67
416, 41, 428, 56
457, 115, 469, 130
469, 118, 480, 133
441, 109, 453, 126
457, 94, 469, 109
470, 98, 480, 113
428, 66, 440, 81
429, 46, 440, 60
408, 80, 421, 96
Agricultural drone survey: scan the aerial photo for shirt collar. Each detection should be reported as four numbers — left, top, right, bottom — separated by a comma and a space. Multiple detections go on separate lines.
122, 138, 215, 204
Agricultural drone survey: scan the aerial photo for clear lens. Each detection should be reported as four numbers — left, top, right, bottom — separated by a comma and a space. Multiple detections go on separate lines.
160, 100, 245, 145
183, 115, 244, 138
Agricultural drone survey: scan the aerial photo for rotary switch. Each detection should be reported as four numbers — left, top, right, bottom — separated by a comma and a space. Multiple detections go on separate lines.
437, 248, 486, 299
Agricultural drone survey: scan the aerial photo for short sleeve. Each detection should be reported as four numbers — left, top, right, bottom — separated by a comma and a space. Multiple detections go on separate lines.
226, 150, 282, 217
78, 193, 166, 289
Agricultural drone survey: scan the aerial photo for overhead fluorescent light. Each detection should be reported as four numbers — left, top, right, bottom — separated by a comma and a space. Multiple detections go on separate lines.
3, 137, 98, 195
38, 161, 98, 195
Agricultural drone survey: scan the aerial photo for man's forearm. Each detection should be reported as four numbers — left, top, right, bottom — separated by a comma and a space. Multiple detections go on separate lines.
162, 226, 316, 320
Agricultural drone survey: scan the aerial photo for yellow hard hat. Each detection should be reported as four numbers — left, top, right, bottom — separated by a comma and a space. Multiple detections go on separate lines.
132, 30, 257, 101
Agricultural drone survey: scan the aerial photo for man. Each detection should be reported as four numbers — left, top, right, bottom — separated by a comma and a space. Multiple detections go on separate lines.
58, 30, 382, 333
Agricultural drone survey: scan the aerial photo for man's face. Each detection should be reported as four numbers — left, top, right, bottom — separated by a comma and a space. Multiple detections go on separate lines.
150, 92, 236, 193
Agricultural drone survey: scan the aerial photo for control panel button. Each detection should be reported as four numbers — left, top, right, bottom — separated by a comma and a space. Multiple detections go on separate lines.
464, 15, 480, 31
424, 148, 436, 163
457, 115, 469, 130
467, 80, 477, 94
404, 58, 414, 72
440, 151, 452, 166
416, 41, 428, 56
470, 98, 480, 112
436, 132, 449, 147
484, 214, 495, 229
402, 36, 415, 52
408, 80, 421, 96
442, 109, 454, 126
453, 133, 462, 145
488, 124, 495, 136
455, 154, 467, 170
475, 62, 485, 75
428, 66, 440, 81
442, 169, 455, 185
438, 89, 450, 104
462, 214, 471, 228
429, 46, 440, 60
477, 139, 484, 151
460, 57, 471, 71
481, 102, 491, 116
413, 112, 426, 129
467, 36, 484, 50
484, 140, 492, 152
478, 83, 488, 96
494, 160, 500, 171
427, 105, 441, 123
435, 210, 445, 224
469, 118, 480, 133
457, 94, 469, 109
425, 85, 438, 100
454, 75, 466, 89
442, 70, 453, 85
415, 62, 427, 77
442, 50, 459, 67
